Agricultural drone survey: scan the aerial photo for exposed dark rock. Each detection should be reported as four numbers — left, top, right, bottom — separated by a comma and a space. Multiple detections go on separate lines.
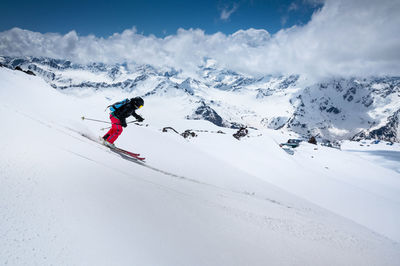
326, 107, 340, 114
181, 130, 197, 139
162, 127, 180, 134
278, 75, 299, 90
162, 127, 197, 139
233, 127, 248, 140
343, 86, 357, 101
308, 136, 317, 145
25, 70, 35, 76
189, 102, 224, 127
14, 66, 36, 76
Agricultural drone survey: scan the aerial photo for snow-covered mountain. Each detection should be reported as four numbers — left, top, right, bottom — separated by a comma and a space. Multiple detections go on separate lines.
1, 63, 400, 265
1, 56, 400, 143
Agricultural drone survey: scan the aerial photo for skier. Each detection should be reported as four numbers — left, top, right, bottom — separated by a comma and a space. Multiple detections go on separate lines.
102, 97, 144, 147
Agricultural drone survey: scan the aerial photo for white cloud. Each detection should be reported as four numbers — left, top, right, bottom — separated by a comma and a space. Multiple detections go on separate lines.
220, 3, 239, 21
0, 0, 399, 80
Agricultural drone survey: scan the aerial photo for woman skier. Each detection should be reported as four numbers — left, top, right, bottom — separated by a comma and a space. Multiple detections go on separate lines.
102, 97, 144, 147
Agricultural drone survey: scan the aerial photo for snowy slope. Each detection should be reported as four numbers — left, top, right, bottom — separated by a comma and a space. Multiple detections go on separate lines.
1, 67, 400, 265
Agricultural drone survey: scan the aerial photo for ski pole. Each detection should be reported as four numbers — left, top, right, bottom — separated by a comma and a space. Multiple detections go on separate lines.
100, 120, 139, 131
81, 116, 111, 124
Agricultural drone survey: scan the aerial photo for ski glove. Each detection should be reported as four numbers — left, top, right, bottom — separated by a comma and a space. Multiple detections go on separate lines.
121, 120, 127, 127
136, 116, 144, 122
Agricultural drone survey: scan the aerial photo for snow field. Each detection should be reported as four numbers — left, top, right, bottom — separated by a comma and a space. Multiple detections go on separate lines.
1, 67, 400, 265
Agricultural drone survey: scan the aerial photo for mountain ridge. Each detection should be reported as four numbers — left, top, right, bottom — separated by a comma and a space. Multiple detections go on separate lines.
1, 55, 399, 142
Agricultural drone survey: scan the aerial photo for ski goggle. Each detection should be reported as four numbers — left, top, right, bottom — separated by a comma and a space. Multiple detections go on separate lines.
138, 105, 143, 109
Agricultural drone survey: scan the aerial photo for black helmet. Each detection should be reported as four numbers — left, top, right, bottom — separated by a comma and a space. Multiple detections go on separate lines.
131, 97, 144, 108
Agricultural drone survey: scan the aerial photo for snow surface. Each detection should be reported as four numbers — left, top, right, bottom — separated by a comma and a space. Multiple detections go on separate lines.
1, 67, 400, 265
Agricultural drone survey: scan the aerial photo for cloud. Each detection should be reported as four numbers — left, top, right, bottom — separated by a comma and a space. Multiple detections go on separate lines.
220, 3, 239, 21
0, 0, 399, 80
288, 2, 299, 11
281, 15, 288, 26
303, 0, 325, 6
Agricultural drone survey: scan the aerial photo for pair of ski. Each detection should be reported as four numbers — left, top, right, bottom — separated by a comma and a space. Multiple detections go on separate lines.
80, 133, 146, 161
108, 145, 146, 161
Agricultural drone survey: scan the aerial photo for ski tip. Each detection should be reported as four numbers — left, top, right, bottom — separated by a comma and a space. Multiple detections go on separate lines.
129, 154, 146, 161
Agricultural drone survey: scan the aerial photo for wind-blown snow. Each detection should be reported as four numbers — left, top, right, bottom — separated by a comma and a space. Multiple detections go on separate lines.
0, 67, 400, 265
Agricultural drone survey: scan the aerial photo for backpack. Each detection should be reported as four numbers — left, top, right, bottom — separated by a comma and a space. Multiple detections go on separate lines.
108, 99, 129, 113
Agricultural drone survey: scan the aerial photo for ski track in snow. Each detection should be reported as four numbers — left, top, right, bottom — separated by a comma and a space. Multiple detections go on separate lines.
67, 127, 300, 211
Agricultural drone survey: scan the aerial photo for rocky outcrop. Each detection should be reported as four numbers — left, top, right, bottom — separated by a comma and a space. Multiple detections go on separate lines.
353, 109, 400, 142
233, 127, 248, 140
14, 66, 36, 76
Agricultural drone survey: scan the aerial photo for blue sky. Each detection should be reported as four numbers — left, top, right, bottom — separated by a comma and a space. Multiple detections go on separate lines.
1, 0, 399, 79
0, 0, 321, 37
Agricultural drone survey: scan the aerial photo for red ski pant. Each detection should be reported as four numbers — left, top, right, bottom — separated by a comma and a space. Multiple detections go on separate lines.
103, 115, 123, 144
